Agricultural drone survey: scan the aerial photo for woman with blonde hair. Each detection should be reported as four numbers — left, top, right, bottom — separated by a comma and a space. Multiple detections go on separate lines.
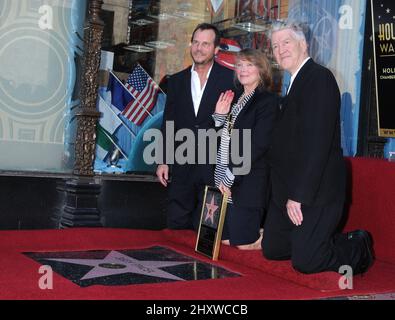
213, 48, 278, 250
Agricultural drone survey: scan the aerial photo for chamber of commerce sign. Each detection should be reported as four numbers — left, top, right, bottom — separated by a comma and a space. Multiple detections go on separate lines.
371, 0, 395, 137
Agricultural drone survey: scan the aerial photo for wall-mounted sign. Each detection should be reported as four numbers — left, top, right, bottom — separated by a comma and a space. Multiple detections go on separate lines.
371, 0, 395, 137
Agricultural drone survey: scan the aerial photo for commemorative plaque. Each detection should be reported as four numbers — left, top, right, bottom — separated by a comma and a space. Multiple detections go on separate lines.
195, 186, 228, 261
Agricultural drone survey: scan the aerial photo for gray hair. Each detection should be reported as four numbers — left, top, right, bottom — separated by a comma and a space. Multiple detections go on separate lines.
270, 21, 308, 42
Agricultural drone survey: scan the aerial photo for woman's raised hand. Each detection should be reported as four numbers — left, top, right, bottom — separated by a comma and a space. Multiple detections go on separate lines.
215, 90, 234, 115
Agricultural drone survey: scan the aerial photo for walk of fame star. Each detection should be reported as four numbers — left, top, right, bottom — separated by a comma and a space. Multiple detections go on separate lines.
46, 250, 193, 281
205, 195, 219, 225
24, 246, 239, 287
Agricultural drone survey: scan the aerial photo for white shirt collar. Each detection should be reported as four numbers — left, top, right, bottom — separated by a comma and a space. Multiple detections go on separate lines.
190, 62, 214, 116
287, 57, 311, 94
191, 62, 214, 78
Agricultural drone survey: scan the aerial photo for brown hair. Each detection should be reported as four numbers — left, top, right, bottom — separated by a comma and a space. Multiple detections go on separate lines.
235, 48, 272, 90
191, 23, 221, 48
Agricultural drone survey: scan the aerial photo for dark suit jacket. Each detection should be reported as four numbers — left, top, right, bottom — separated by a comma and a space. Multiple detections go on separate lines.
162, 62, 234, 184
268, 59, 346, 208
227, 89, 278, 208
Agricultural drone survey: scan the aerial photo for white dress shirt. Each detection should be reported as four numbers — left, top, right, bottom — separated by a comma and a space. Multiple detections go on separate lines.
287, 57, 311, 94
191, 63, 213, 116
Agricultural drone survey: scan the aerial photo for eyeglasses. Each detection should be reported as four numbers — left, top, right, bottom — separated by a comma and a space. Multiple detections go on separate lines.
235, 62, 256, 70
227, 112, 234, 135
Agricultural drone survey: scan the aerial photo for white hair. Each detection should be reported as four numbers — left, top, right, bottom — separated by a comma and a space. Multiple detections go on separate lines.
270, 21, 307, 42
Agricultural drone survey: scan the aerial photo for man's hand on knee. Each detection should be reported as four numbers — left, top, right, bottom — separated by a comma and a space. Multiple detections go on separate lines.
286, 199, 303, 226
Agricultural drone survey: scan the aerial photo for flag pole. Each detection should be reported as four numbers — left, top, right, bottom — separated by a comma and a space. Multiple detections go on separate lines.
109, 70, 153, 119
101, 128, 129, 160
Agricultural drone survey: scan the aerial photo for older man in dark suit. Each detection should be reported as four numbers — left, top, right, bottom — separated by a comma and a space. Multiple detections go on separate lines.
262, 22, 374, 275
156, 23, 234, 230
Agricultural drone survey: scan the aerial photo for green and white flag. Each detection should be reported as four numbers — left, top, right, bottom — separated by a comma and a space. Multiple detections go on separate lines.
96, 124, 117, 161
95, 95, 122, 161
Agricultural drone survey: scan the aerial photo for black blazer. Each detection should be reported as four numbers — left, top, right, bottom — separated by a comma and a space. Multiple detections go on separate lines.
268, 59, 346, 208
162, 62, 234, 183
227, 88, 278, 208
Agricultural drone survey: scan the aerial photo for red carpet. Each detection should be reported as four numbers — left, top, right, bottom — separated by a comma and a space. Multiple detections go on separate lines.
343, 158, 395, 265
1, 228, 395, 300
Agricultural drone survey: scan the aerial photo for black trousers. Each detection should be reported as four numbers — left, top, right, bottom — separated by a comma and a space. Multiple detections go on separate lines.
262, 200, 364, 274
166, 166, 213, 230
222, 204, 263, 246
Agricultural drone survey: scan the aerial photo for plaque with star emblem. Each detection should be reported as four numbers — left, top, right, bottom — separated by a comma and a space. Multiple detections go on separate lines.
195, 186, 228, 260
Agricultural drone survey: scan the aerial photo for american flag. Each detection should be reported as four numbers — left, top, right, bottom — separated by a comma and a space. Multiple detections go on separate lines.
122, 64, 159, 126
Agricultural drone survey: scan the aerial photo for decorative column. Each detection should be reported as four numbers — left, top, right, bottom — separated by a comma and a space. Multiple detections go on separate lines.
59, 0, 104, 228
74, 0, 104, 177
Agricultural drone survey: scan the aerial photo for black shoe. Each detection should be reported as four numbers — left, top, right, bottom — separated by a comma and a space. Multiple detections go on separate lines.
347, 229, 375, 275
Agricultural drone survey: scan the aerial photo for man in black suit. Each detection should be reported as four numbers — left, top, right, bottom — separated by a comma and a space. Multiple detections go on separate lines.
156, 23, 234, 230
262, 22, 374, 275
